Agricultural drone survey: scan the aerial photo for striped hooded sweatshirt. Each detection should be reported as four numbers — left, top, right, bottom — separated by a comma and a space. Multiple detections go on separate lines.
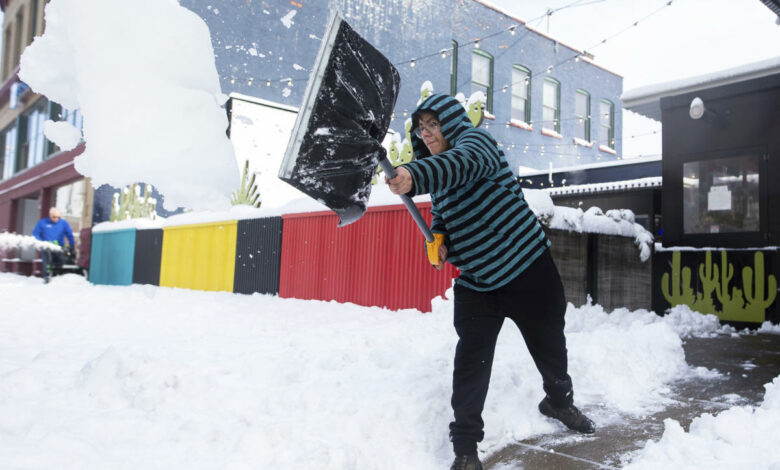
401, 93, 550, 291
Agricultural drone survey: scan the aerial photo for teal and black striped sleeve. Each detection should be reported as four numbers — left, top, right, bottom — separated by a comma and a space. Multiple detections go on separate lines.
401, 128, 502, 197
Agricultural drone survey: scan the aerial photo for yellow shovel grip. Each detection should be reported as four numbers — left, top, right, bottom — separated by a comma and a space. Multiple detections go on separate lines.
426, 233, 446, 267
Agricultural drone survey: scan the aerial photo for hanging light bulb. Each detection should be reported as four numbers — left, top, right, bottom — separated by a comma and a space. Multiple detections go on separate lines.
509, 25, 517, 35
230, 77, 236, 84
287, 79, 293, 87
505, 122, 510, 128
248, 78, 253, 86
474, 39, 480, 49
410, 59, 416, 67
502, 85, 508, 93
440, 49, 447, 59
525, 77, 530, 85
574, 55, 580, 62
266, 79, 271, 86
546, 66, 553, 74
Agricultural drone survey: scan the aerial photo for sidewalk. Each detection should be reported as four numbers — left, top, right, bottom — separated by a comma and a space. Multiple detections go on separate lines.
485, 333, 780, 469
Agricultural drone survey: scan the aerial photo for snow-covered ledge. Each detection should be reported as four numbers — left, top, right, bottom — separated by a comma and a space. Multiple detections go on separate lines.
541, 127, 563, 139
522, 188, 654, 261
573, 137, 594, 148
0, 232, 62, 252
510, 119, 533, 131
599, 144, 617, 155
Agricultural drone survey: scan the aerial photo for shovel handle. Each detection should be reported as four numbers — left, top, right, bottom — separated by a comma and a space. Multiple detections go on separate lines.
379, 158, 434, 243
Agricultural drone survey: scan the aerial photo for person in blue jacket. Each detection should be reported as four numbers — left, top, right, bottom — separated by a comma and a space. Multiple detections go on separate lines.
387, 94, 594, 470
32, 207, 75, 283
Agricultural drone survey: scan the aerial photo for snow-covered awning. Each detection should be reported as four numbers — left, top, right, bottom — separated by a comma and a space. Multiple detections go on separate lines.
622, 57, 780, 121
544, 176, 662, 196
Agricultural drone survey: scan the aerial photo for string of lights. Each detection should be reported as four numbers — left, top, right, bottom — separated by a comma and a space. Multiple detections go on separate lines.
219, 0, 588, 88
219, 0, 676, 141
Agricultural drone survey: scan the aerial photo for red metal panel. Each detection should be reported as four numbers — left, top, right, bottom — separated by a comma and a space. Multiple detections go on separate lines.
280, 202, 458, 313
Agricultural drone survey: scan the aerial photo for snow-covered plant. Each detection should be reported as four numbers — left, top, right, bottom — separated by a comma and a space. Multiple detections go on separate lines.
231, 160, 261, 208
110, 183, 157, 222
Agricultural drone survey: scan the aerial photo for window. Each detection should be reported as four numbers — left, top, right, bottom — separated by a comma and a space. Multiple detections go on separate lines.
471, 50, 493, 113
1, 124, 17, 180
683, 155, 760, 234
542, 78, 560, 132
14, 13, 24, 68
575, 90, 590, 141
29, 0, 39, 42
450, 40, 458, 96
16, 99, 48, 172
511, 65, 531, 124
3, 28, 11, 79
599, 99, 615, 148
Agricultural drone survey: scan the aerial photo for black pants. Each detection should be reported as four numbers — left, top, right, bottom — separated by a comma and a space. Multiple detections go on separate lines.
449, 249, 573, 455
41, 249, 63, 279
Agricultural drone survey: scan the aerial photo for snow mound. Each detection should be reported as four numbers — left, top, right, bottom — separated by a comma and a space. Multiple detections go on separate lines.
19, 0, 238, 211
625, 375, 780, 470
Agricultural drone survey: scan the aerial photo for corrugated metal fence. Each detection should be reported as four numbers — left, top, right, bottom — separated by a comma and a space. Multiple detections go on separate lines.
280, 203, 458, 312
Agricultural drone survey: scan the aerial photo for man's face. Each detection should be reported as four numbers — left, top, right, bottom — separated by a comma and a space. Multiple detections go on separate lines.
50, 211, 60, 222
417, 112, 450, 155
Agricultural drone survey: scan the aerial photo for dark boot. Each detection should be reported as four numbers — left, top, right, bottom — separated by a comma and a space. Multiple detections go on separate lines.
450, 454, 483, 470
539, 397, 595, 434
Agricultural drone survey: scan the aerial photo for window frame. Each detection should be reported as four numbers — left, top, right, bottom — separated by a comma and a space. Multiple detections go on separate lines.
542, 77, 561, 133
471, 49, 494, 113
450, 40, 458, 96
511, 65, 531, 124
2, 122, 18, 180
600, 99, 615, 149
575, 89, 591, 141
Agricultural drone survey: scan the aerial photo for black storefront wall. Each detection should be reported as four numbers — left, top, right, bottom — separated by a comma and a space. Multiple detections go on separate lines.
233, 217, 283, 295
133, 228, 163, 285
652, 249, 779, 325
660, 73, 780, 248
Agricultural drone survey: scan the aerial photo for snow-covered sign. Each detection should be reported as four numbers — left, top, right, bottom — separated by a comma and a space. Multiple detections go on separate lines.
19, 0, 239, 211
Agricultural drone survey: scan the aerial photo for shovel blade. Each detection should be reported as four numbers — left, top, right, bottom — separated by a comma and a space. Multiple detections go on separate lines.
279, 12, 401, 227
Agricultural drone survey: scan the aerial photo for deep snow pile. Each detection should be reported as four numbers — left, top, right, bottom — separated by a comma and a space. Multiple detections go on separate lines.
19, 0, 238, 211
624, 376, 780, 469
0, 232, 62, 252
0, 272, 744, 469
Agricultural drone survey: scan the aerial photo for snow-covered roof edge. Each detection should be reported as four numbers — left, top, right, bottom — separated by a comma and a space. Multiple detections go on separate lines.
622, 57, 780, 121
228, 92, 299, 113
545, 176, 662, 196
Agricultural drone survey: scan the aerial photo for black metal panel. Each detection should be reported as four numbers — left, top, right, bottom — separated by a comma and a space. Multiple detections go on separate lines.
233, 217, 283, 295
133, 229, 163, 285
660, 73, 780, 248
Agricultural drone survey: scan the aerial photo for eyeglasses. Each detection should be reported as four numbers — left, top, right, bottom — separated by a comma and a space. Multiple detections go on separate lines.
414, 120, 441, 138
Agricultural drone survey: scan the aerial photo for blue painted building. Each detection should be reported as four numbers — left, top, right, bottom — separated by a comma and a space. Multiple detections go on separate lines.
181, 0, 623, 173
90, 0, 624, 224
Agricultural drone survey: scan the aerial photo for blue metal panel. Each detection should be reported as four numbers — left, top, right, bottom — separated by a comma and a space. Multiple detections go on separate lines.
89, 228, 136, 286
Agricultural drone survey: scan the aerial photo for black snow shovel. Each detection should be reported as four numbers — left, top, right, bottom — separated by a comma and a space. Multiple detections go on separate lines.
278, 12, 434, 243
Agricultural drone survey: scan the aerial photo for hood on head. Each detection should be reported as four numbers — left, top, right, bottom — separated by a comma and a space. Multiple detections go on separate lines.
410, 93, 473, 159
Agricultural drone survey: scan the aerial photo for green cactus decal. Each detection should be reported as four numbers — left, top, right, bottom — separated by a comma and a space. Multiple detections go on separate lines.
231, 160, 261, 208
110, 183, 157, 222
374, 83, 484, 184
741, 251, 777, 323
467, 99, 485, 128
694, 251, 718, 313
661, 251, 696, 307
661, 249, 777, 323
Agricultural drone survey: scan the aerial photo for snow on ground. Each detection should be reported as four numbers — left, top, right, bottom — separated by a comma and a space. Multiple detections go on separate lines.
624, 376, 780, 470
0, 272, 763, 469
19, 0, 238, 211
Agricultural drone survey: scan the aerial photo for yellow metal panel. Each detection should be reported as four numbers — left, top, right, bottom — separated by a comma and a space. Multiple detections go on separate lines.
160, 221, 238, 292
